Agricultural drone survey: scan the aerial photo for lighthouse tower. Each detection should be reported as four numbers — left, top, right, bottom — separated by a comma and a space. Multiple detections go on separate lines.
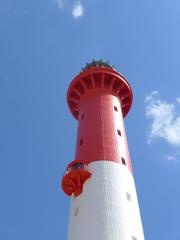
62, 60, 145, 240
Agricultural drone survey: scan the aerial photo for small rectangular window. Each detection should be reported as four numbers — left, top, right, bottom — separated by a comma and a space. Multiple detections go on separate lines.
117, 129, 121, 136
114, 106, 118, 112
132, 236, 137, 240
126, 192, 131, 201
121, 157, 126, 165
80, 139, 83, 146
74, 206, 79, 216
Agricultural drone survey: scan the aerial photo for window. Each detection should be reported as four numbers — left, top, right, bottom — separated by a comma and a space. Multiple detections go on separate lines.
114, 106, 118, 112
121, 157, 126, 165
117, 129, 121, 136
81, 114, 84, 120
126, 192, 131, 201
80, 139, 83, 146
74, 206, 79, 216
132, 236, 137, 240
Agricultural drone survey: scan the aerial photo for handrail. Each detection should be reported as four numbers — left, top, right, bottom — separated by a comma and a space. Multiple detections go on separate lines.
64, 163, 89, 176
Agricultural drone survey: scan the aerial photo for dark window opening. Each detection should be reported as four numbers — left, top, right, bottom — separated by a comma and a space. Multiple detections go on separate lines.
126, 192, 131, 201
121, 157, 126, 165
74, 206, 79, 216
132, 236, 137, 240
80, 139, 83, 146
114, 106, 118, 112
117, 129, 121, 136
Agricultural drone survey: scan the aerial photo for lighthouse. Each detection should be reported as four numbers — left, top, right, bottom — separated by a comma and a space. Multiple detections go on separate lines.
62, 60, 145, 240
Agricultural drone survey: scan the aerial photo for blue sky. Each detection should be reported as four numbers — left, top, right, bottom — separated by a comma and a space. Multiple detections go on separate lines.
0, 0, 180, 239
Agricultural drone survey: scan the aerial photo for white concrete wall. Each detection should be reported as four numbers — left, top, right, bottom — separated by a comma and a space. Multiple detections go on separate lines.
68, 161, 144, 240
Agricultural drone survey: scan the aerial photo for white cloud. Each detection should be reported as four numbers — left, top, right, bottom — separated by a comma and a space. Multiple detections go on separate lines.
55, 0, 64, 10
54, 0, 84, 18
165, 155, 177, 162
72, 1, 84, 18
145, 91, 180, 147
176, 97, 180, 104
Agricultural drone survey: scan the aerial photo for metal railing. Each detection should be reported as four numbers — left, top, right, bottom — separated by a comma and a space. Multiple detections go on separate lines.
64, 163, 89, 176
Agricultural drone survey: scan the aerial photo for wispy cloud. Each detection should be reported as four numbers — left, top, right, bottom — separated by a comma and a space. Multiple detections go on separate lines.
72, 1, 84, 18
165, 155, 177, 162
145, 91, 180, 147
55, 0, 64, 10
54, 0, 84, 18
176, 97, 180, 104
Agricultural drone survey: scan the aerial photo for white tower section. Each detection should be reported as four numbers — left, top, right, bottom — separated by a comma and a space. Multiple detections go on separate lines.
68, 161, 144, 240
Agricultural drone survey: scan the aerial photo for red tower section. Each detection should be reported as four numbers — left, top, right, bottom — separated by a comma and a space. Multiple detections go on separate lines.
62, 61, 133, 196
